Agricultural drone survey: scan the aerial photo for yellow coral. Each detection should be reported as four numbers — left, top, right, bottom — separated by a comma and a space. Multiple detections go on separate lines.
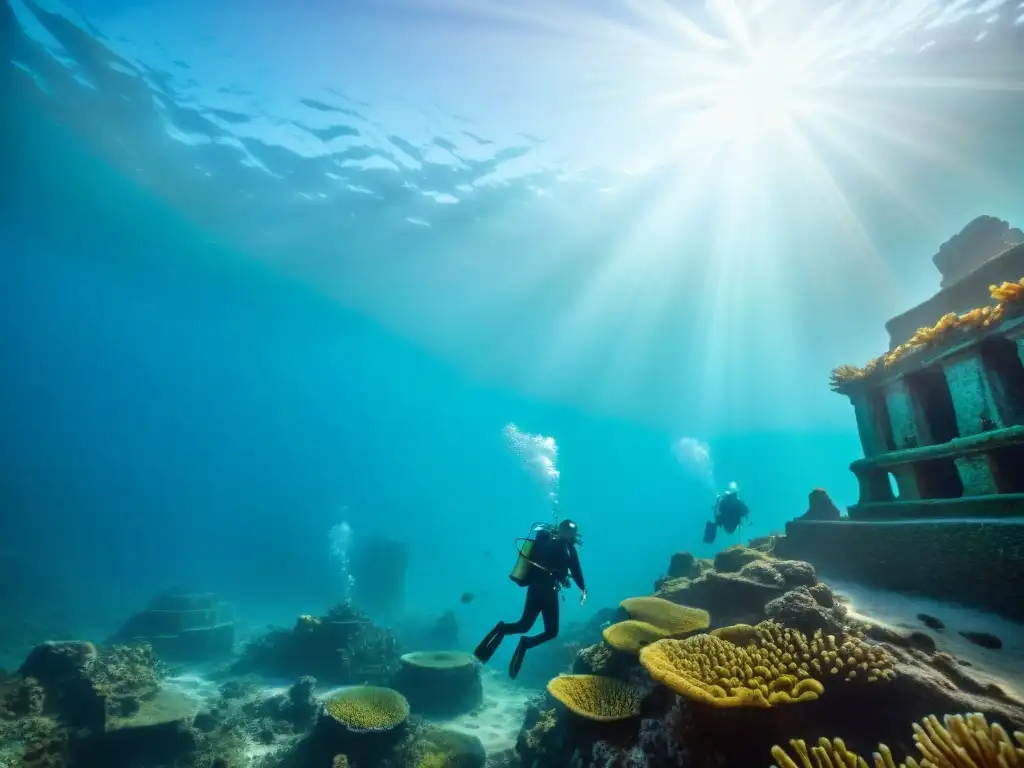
602, 620, 672, 653
324, 686, 410, 733
640, 621, 894, 709
770, 713, 1024, 768
546, 674, 642, 721
772, 737, 870, 768
619, 597, 710, 635
903, 713, 1024, 768
416, 727, 483, 768
830, 276, 1024, 393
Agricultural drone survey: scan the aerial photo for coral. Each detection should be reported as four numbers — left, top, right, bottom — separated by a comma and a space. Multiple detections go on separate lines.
619, 597, 710, 636
546, 675, 643, 721
323, 686, 410, 734
765, 587, 845, 636
573, 642, 618, 675
714, 545, 769, 573
392, 651, 482, 717
771, 713, 1024, 768
602, 620, 672, 653
232, 602, 400, 684
830, 278, 1024, 392
521, 708, 559, 752
639, 632, 824, 708
414, 726, 485, 768
772, 736, 870, 768
709, 624, 759, 646
640, 621, 894, 709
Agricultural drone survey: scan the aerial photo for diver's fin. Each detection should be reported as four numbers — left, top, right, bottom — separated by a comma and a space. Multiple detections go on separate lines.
509, 637, 528, 680
703, 520, 718, 545
474, 624, 504, 663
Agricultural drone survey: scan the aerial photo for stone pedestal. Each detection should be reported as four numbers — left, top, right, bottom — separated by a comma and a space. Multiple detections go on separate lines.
110, 592, 235, 662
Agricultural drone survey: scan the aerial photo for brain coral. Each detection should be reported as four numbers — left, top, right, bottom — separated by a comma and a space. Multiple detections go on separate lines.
640, 621, 894, 708
324, 686, 410, 733
619, 597, 710, 635
546, 674, 643, 721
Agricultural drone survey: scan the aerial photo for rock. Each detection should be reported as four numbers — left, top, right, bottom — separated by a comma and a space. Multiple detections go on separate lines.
933, 215, 1024, 288
2, 676, 45, 717
916, 613, 945, 631
657, 570, 785, 627
109, 591, 235, 663
959, 631, 1002, 650
713, 545, 768, 573
764, 587, 844, 636
286, 676, 319, 729
807, 582, 836, 608
800, 488, 843, 520
737, 558, 817, 588
667, 552, 698, 580
18, 641, 97, 687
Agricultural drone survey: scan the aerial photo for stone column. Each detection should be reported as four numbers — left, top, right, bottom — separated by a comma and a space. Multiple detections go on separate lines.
851, 465, 896, 509
954, 454, 998, 496
889, 465, 920, 500
941, 351, 1003, 436
849, 391, 889, 458
884, 379, 923, 449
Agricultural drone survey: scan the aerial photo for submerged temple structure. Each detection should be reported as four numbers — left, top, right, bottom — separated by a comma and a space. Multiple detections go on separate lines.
779, 216, 1024, 619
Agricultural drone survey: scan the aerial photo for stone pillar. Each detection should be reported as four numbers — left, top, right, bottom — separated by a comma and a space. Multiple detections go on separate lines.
954, 454, 998, 496
942, 351, 1003, 436
849, 391, 888, 457
852, 465, 896, 508
884, 379, 923, 449
889, 465, 920, 500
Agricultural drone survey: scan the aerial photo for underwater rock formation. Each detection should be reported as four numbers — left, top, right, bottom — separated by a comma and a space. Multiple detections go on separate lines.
231, 603, 400, 685
799, 488, 843, 521
933, 215, 1024, 289
501, 541, 1024, 768
109, 590, 235, 663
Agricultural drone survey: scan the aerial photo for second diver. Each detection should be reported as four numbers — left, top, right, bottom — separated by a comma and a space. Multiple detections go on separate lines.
474, 518, 587, 680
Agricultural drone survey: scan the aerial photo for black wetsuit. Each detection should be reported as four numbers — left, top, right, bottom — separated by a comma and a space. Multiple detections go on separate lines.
474, 528, 585, 679
718, 494, 749, 534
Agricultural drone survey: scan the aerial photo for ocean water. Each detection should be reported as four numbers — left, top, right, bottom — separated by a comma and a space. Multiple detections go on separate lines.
2, 0, 1024, 757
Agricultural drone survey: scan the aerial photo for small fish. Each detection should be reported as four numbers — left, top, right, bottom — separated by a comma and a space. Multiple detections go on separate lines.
460, 592, 475, 605
917, 613, 945, 631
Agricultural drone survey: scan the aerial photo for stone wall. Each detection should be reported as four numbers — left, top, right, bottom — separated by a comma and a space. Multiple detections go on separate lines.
779, 518, 1024, 620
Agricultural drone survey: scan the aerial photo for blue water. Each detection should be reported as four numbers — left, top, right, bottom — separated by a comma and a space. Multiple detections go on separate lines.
3, 0, 1024, 667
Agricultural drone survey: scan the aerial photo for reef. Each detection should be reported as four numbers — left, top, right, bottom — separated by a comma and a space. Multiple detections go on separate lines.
504, 544, 1024, 768
229, 603, 400, 685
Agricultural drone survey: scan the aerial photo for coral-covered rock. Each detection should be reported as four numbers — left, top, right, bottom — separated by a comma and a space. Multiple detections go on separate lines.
109, 590, 235, 663
764, 587, 844, 636
800, 488, 843, 521
713, 545, 768, 573
231, 603, 400, 685
667, 552, 698, 580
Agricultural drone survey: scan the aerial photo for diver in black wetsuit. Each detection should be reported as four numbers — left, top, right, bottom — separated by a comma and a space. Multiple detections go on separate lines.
703, 484, 750, 544
474, 519, 587, 680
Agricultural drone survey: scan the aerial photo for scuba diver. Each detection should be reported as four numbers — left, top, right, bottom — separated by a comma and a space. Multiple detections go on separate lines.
474, 518, 586, 680
703, 482, 750, 545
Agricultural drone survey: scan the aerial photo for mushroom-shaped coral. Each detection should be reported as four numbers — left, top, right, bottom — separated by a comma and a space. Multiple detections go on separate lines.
391, 651, 482, 717
602, 620, 672, 654
619, 597, 710, 636
709, 624, 759, 646
546, 675, 643, 722
639, 633, 824, 708
322, 686, 410, 734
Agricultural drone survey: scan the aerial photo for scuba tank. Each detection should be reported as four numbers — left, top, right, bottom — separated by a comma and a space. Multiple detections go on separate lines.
509, 522, 553, 586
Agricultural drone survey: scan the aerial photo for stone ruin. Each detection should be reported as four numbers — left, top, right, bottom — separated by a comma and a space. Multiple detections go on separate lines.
780, 218, 1024, 620
108, 591, 235, 663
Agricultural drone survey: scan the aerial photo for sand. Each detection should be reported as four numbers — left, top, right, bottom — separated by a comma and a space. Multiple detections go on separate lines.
831, 579, 1024, 698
